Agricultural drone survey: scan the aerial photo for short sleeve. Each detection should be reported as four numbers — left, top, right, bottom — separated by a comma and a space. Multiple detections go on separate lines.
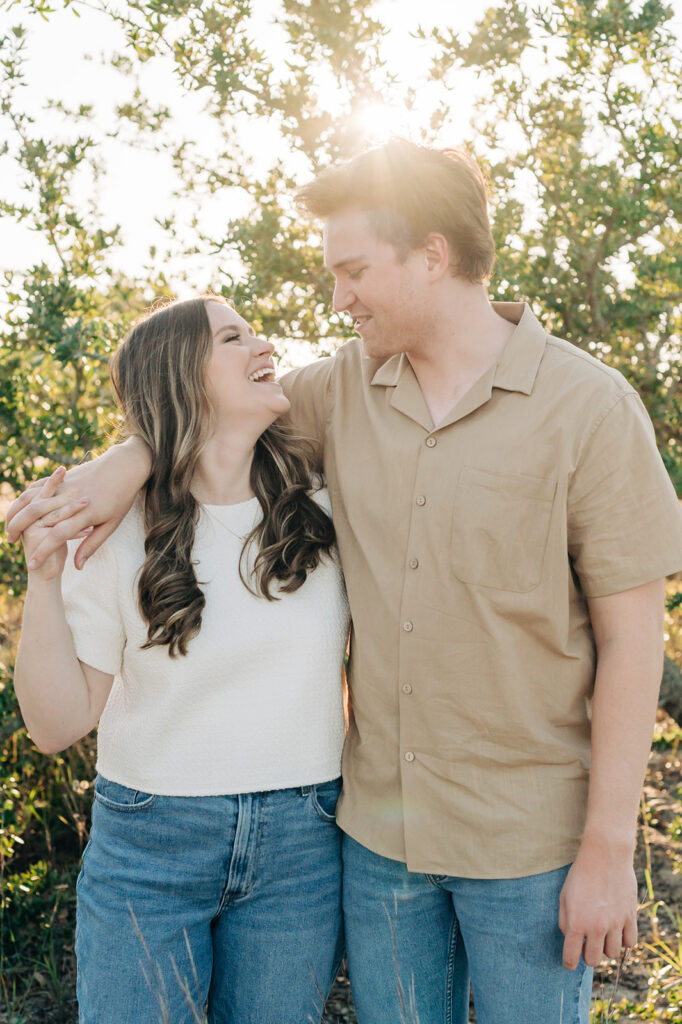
311, 484, 333, 518
568, 392, 682, 596
61, 537, 126, 675
281, 356, 336, 467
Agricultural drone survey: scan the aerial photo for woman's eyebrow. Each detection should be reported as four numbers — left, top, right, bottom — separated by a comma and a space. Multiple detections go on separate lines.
215, 323, 254, 338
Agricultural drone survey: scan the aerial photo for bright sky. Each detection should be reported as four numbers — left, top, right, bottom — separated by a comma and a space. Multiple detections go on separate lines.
0, 0, 483, 282
2, 0, 681, 295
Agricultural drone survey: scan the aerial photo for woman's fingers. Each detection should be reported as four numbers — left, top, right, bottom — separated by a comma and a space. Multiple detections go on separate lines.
6, 486, 42, 537
6, 467, 65, 539
25, 510, 95, 570
6, 487, 88, 543
8, 494, 79, 541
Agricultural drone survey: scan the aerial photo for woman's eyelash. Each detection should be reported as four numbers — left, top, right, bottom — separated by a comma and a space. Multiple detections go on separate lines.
224, 333, 241, 343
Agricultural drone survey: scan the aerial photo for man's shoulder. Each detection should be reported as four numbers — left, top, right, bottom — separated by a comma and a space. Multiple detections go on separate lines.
540, 333, 630, 393
540, 333, 636, 405
284, 337, 361, 374
282, 337, 386, 412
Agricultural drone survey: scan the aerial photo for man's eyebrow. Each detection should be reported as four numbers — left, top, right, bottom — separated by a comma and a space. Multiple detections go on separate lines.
327, 255, 367, 271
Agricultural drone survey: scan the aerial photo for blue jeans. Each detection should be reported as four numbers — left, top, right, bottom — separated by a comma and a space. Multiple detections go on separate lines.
343, 835, 593, 1024
76, 775, 343, 1023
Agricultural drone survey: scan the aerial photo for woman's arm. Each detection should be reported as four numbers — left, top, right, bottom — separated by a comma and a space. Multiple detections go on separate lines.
14, 471, 115, 753
6, 436, 151, 570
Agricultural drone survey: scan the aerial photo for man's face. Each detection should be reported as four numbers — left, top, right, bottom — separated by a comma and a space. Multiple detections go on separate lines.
323, 208, 430, 360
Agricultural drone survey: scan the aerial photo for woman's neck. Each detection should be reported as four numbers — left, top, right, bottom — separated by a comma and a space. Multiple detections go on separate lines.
191, 434, 256, 505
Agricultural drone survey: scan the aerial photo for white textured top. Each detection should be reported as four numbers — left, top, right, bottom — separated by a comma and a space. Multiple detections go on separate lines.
61, 490, 349, 796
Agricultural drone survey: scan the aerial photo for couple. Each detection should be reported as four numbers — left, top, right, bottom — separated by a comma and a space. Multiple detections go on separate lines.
10, 139, 682, 1024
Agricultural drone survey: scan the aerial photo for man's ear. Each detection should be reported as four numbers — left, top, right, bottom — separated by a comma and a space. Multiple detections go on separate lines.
421, 233, 450, 279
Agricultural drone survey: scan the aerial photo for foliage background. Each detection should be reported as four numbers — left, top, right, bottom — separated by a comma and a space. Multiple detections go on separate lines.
0, 0, 681, 1019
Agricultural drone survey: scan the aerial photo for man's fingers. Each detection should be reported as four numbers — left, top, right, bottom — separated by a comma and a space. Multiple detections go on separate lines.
27, 476, 48, 491
7, 494, 79, 542
25, 512, 94, 569
604, 926, 624, 961
562, 929, 585, 971
6, 486, 42, 537
39, 497, 89, 528
623, 915, 638, 949
6, 468, 66, 537
40, 465, 66, 500
583, 929, 607, 968
74, 522, 114, 570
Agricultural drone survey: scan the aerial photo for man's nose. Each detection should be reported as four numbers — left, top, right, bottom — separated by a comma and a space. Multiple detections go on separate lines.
332, 280, 354, 313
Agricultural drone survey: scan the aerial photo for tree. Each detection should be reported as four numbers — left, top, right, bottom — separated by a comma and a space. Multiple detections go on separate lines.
0, 1, 680, 1015
425, 0, 682, 485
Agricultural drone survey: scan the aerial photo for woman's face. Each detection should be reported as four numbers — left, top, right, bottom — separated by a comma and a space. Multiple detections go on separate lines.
203, 301, 290, 432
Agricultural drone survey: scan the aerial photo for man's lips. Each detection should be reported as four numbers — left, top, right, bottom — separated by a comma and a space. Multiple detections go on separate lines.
354, 316, 372, 332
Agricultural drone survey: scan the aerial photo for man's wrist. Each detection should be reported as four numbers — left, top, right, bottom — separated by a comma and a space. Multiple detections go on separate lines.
117, 435, 152, 480
578, 827, 636, 860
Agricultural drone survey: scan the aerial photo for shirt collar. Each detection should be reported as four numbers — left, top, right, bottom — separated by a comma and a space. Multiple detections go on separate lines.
369, 301, 547, 396
491, 302, 547, 395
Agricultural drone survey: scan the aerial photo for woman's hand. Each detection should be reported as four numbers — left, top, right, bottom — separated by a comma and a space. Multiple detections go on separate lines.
6, 437, 151, 570
19, 468, 86, 582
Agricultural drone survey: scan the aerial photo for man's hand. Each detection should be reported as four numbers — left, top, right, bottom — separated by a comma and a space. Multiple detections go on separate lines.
20, 468, 74, 582
5, 437, 151, 569
559, 838, 638, 969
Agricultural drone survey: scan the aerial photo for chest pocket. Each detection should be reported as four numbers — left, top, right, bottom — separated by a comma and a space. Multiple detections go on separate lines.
451, 467, 557, 593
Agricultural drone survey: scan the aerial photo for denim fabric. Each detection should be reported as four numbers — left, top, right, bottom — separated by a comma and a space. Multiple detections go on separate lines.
343, 834, 594, 1024
76, 775, 343, 1023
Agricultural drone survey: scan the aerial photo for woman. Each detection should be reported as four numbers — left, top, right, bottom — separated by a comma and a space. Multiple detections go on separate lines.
14, 295, 350, 1024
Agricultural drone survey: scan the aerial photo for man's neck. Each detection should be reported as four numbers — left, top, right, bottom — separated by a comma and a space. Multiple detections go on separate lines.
407, 286, 516, 428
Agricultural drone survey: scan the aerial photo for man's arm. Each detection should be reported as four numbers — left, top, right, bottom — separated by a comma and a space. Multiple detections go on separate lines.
6, 436, 151, 569
281, 352, 337, 469
6, 352, 339, 567
559, 577, 665, 969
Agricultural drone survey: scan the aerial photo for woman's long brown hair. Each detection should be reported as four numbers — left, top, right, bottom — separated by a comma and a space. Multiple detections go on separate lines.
109, 296, 335, 657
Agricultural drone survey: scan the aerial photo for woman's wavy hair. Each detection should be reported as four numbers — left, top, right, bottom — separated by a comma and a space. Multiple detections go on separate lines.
109, 295, 336, 658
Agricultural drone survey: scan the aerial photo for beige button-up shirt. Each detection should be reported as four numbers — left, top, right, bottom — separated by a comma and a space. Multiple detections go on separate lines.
283, 302, 682, 878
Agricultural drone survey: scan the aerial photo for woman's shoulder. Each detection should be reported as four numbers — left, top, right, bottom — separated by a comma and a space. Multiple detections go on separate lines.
309, 480, 332, 517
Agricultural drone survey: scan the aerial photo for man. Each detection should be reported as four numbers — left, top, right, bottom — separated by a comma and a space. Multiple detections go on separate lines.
9, 140, 682, 1023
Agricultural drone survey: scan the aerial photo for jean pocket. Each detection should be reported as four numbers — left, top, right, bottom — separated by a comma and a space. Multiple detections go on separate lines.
93, 775, 157, 812
310, 778, 342, 823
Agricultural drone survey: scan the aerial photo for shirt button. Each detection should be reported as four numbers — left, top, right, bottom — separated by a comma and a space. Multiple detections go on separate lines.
402, 683, 413, 694
404, 751, 415, 762
409, 557, 419, 569
416, 495, 426, 506
403, 621, 413, 632
426, 437, 437, 447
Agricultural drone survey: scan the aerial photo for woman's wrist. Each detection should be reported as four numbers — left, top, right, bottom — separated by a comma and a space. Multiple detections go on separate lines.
26, 566, 64, 590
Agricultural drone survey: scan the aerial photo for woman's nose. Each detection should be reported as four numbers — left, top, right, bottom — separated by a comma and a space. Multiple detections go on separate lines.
251, 334, 275, 357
